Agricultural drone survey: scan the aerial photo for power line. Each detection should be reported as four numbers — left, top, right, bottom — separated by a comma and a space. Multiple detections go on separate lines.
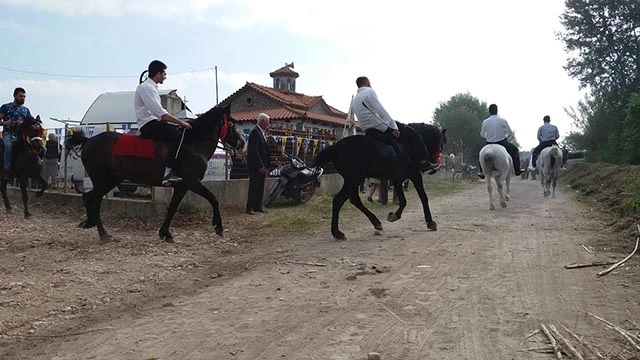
0, 65, 216, 79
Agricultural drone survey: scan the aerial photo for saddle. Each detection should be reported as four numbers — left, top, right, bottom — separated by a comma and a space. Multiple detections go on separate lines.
112, 134, 158, 160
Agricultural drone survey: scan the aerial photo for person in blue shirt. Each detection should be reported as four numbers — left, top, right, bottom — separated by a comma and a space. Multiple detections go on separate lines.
531, 115, 560, 168
0, 87, 32, 177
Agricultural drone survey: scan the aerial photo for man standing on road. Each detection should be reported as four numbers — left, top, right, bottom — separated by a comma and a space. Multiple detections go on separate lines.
245, 113, 271, 215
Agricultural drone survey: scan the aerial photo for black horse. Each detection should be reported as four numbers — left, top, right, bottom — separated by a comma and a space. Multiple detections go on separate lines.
1, 115, 48, 218
315, 123, 446, 240
65, 104, 245, 243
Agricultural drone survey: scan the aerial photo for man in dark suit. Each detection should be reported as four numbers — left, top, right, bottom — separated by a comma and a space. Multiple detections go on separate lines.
245, 113, 271, 215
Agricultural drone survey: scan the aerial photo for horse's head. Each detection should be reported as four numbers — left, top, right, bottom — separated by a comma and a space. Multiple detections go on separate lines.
19, 115, 45, 152
191, 104, 245, 151
410, 123, 447, 168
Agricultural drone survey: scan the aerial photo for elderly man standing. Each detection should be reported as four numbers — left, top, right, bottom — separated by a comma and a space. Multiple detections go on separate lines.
245, 113, 271, 215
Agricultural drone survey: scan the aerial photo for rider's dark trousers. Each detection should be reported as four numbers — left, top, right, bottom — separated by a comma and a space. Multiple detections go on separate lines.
139, 120, 182, 168
478, 138, 522, 173
531, 140, 558, 168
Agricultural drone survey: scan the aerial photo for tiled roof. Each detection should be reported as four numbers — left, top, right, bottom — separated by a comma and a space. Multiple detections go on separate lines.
269, 65, 299, 78
220, 82, 350, 127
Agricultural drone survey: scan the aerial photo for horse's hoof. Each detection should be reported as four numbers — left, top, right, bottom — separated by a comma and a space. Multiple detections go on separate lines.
24, 213, 31, 219
99, 234, 113, 244
505, 195, 510, 201
490, 205, 495, 211
501, 202, 507, 208
387, 212, 399, 222
162, 236, 175, 243
427, 221, 438, 231
214, 226, 223, 237
78, 220, 86, 228
374, 223, 384, 231
332, 231, 346, 241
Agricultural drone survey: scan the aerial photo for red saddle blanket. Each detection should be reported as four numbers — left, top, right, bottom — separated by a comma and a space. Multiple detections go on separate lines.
112, 134, 156, 160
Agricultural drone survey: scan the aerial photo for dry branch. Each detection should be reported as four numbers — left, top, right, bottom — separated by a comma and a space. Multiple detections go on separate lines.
560, 324, 607, 360
286, 260, 327, 267
549, 325, 585, 360
2, 327, 113, 338
587, 312, 640, 352
564, 261, 617, 269
581, 244, 593, 253
541, 324, 563, 359
598, 235, 640, 276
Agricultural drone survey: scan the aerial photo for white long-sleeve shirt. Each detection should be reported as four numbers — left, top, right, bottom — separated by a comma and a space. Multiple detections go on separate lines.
351, 87, 398, 133
480, 115, 513, 142
537, 123, 559, 142
135, 78, 169, 128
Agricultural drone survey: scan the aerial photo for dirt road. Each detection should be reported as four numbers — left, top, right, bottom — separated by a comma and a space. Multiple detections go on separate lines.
4, 179, 640, 359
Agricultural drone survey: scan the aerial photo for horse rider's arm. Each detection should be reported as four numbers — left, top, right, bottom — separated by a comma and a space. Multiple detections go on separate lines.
537, 126, 543, 142
367, 91, 398, 130
0, 111, 5, 126
554, 125, 560, 140
503, 119, 513, 138
480, 120, 486, 139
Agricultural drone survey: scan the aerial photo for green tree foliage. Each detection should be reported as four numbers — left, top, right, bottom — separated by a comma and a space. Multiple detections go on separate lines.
557, 0, 640, 163
622, 92, 640, 164
432, 93, 521, 163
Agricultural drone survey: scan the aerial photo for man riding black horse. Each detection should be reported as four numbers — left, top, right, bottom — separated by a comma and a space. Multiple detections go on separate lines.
351, 76, 438, 173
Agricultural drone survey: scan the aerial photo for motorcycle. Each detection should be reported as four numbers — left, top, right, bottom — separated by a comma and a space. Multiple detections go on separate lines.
452, 163, 480, 182
265, 153, 323, 207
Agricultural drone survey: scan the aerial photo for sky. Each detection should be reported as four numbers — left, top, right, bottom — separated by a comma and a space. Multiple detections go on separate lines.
0, 0, 585, 150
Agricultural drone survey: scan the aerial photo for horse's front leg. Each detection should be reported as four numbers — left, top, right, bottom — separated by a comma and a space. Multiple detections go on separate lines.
185, 178, 224, 237
158, 184, 188, 243
19, 177, 30, 218
496, 176, 507, 208
35, 175, 48, 198
409, 172, 437, 230
348, 190, 382, 232
387, 180, 407, 222
505, 174, 511, 201
0, 178, 11, 212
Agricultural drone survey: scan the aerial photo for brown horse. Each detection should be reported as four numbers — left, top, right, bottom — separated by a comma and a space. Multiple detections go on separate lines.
1, 115, 48, 218
65, 104, 245, 243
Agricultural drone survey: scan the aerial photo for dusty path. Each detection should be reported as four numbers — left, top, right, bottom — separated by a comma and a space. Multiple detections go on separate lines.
5, 179, 640, 359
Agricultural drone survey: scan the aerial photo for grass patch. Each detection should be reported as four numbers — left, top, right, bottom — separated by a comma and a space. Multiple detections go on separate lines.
560, 163, 640, 217
242, 178, 470, 237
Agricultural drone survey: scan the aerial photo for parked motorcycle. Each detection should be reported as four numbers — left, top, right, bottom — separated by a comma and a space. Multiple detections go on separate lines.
265, 153, 323, 207
452, 163, 480, 182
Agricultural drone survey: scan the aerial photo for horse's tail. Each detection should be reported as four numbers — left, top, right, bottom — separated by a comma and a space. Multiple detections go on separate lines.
65, 130, 88, 157
314, 145, 337, 167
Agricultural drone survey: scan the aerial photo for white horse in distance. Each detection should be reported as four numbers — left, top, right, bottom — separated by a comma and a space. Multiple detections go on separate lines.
536, 145, 563, 198
479, 144, 512, 210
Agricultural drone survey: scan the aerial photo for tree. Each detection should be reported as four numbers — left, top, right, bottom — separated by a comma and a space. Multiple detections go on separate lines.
433, 93, 489, 164
557, 0, 640, 163
557, 0, 640, 99
622, 92, 640, 164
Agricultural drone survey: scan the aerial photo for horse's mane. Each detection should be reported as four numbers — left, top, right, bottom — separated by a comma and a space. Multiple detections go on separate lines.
408, 123, 441, 141
186, 105, 228, 141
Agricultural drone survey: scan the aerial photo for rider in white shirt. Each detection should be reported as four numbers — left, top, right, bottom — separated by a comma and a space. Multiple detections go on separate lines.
135, 60, 192, 186
351, 76, 437, 172
477, 104, 523, 179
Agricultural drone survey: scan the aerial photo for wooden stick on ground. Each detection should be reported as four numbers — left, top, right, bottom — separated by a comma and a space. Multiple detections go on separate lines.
560, 324, 607, 360
598, 233, 640, 276
541, 324, 563, 359
549, 325, 585, 360
2, 327, 113, 338
587, 312, 640, 352
564, 261, 617, 269
286, 260, 327, 267
582, 244, 593, 253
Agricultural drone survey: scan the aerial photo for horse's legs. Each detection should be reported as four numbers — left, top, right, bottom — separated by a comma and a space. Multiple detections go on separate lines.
487, 174, 495, 210
91, 177, 121, 243
505, 174, 511, 201
158, 184, 188, 242
551, 170, 557, 199
0, 178, 10, 212
496, 175, 507, 208
348, 190, 382, 231
331, 182, 357, 240
184, 179, 224, 237
19, 177, 30, 218
387, 180, 407, 223
34, 175, 48, 198
408, 172, 437, 230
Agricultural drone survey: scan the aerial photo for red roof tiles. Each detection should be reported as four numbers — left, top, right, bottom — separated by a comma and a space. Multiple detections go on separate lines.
269, 65, 299, 78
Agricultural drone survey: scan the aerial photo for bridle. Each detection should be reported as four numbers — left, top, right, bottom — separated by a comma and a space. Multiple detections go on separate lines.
215, 113, 242, 151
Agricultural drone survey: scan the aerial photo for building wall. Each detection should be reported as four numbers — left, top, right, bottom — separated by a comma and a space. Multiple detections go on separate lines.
229, 88, 281, 111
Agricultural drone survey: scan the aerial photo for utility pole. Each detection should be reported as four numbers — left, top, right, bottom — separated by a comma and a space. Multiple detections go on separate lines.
214, 66, 219, 105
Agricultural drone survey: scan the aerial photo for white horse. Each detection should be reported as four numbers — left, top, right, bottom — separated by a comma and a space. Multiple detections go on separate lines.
536, 145, 563, 198
479, 144, 512, 210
